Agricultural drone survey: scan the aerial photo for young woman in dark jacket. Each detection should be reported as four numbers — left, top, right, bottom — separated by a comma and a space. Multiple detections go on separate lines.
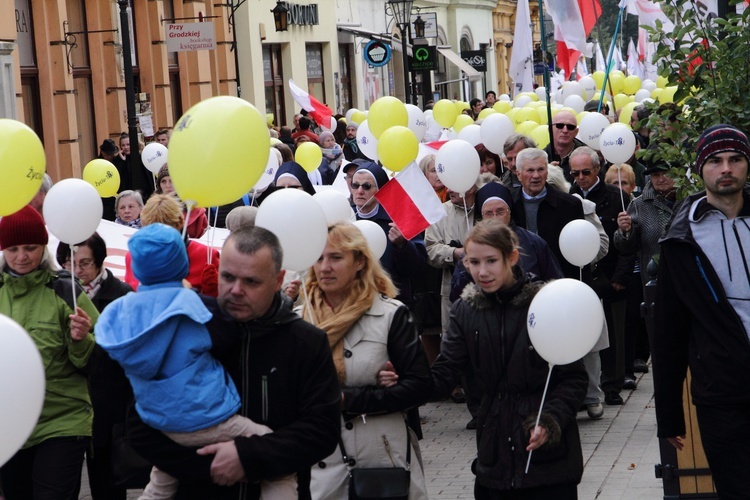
430, 220, 587, 498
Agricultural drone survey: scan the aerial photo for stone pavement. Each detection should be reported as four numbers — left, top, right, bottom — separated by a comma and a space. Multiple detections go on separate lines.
80, 366, 665, 499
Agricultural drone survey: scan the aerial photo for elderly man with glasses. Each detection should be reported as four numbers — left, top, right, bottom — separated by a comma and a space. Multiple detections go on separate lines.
544, 110, 586, 181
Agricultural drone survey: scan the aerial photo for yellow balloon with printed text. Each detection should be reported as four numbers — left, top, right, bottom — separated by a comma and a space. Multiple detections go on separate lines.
83, 159, 120, 198
0, 119, 46, 216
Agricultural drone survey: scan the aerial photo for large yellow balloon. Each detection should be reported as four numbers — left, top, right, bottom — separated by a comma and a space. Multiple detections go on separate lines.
618, 102, 639, 126
516, 120, 538, 136
453, 114, 474, 133
608, 71, 626, 95
530, 125, 551, 149
613, 93, 633, 110
295, 142, 323, 173
83, 159, 120, 198
516, 107, 541, 125
656, 75, 668, 89
477, 108, 496, 121
367, 96, 408, 139
493, 101, 512, 114
592, 71, 606, 90
454, 101, 471, 115
0, 119, 46, 216
659, 86, 678, 103
433, 99, 459, 128
505, 108, 520, 125
169, 96, 269, 208
623, 75, 642, 95
351, 111, 367, 125
377, 126, 418, 172
537, 107, 550, 125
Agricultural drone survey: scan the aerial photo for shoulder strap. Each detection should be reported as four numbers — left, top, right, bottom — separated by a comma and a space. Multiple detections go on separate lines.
46, 271, 82, 312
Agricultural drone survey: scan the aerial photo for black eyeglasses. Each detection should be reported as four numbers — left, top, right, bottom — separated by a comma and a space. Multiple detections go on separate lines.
553, 123, 577, 131
570, 169, 593, 177
279, 184, 303, 189
351, 182, 374, 190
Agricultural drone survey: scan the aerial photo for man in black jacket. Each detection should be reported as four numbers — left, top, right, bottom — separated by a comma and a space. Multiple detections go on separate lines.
654, 124, 750, 498
128, 227, 341, 499
569, 147, 632, 407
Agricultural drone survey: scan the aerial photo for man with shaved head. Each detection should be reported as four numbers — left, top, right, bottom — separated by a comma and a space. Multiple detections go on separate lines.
544, 110, 586, 182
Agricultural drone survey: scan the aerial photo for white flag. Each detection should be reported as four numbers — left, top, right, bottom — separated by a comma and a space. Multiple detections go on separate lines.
627, 38, 644, 78
595, 41, 607, 72
509, 0, 535, 95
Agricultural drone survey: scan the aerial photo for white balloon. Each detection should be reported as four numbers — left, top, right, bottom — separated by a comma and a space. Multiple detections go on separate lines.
578, 112, 611, 150
141, 143, 169, 174
405, 104, 427, 142
252, 149, 281, 191
0, 314, 45, 467
43, 179, 103, 244
599, 123, 637, 164
345, 108, 359, 122
563, 95, 586, 114
559, 219, 600, 267
457, 124, 482, 147
353, 219, 387, 260
499, 94, 511, 102
355, 120, 379, 162
514, 95, 533, 108
480, 113, 515, 155
255, 189, 328, 271
579, 76, 597, 100
320, 115, 338, 131
313, 190, 354, 226
642, 79, 657, 92
527, 279, 604, 365
423, 114, 442, 142
534, 87, 547, 101
634, 88, 651, 103
561, 81, 585, 101
435, 140, 480, 195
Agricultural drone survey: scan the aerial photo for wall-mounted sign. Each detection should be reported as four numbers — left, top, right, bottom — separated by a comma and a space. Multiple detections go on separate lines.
166, 22, 215, 52
410, 12, 437, 39
364, 40, 392, 67
410, 46, 436, 71
284, 2, 319, 26
461, 50, 487, 72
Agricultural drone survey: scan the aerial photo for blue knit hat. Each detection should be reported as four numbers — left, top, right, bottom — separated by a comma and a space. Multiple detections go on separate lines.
128, 223, 189, 286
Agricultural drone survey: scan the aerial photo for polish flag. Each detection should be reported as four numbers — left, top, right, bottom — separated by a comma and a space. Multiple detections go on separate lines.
545, 0, 601, 79
375, 163, 447, 240
288, 79, 332, 128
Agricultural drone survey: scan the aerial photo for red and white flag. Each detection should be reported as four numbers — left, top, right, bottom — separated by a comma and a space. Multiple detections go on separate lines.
375, 163, 447, 241
545, 0, 602, 79
288, 79, 332, 128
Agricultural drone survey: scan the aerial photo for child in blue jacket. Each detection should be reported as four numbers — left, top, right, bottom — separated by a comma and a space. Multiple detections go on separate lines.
96, 223, 294, 499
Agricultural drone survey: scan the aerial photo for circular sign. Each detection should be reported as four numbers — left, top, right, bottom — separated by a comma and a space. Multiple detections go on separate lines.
364, 40, 392, 68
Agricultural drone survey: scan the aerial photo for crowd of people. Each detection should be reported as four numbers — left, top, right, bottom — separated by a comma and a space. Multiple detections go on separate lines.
0, 98, 748, 500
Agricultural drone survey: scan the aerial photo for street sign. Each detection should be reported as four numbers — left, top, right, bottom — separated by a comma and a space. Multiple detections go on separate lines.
363, 40, 392, 67
461, 50, 487, 72
166, 22, 215, 52
410, 45, 436, 71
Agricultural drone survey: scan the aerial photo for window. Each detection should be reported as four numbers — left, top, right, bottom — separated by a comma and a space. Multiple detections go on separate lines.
16, 0, 42, 138
338, 44, 353, 112
163, 0, 181, 122
306, 43, 325, 104
263, 44, 285, 127
67, 0, 96, 161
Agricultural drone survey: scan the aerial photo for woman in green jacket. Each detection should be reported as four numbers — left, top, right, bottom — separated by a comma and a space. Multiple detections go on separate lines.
0, 205, 99, 500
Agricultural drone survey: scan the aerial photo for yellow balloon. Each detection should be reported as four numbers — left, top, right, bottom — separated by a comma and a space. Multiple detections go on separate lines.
651, 88, 664, 101
516, 120, 538, 136
266, 113, 275, 127
83, 159, 120, 198
660, 86, 678, 103
576, 111, 590, 124
0, 119, 46, 216
516, 107, 541, 125
515, 91, 539, 103
592, 71, 606, 90
169, 96, 269, 208
656, 75, 668, 88
618, 102, 639, 126
530, 125, 551, 149
295, 142, 323, 173
433, 99, 459, 128
537, 107, 549, 125
377, 126, 418, 172
351, 111, 367, 125
453, 114, 474, 133
477, 108, 496, 121
613, 93, 633, 110
454, 101, 471, 115
608, 72, 625, 95
505, 108, 520, 125
623, 75, 642, 95
368, 96, 408, 139
493, 101, 512, 114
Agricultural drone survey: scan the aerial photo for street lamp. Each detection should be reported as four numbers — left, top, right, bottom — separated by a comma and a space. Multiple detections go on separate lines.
271, 0, 289, 32
388, 0, 413, 103
117, 0, 138, 182
413, 14, 426, 39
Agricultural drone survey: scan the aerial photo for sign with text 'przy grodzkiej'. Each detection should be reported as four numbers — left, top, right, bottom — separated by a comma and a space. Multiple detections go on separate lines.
166, 23, 216, 52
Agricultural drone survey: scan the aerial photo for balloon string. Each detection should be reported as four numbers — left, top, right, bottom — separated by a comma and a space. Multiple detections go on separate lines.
525, 364, 555, 474
463, 196, 470, 235
300, 270, 315, 326
579, 266, 583, 282
182, 203, 193, 242
207, 207, 220, 265
70, 246, 78, 312
617, 169, 625, 212
250, 191, 257, 207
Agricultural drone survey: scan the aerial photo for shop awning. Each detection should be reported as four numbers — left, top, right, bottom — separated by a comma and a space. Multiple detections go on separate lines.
437, 47, 482, 82
337, 25, 412, 56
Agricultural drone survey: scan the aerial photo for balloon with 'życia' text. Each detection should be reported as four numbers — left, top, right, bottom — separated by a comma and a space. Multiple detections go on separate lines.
0, 119, 46, 216
83, 159, 120, 198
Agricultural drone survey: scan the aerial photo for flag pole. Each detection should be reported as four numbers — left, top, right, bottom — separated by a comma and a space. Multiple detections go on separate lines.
597, 6, 625, 114
538, 0, 554, 150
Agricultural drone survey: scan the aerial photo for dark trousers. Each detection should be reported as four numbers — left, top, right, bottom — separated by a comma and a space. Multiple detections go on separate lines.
600, 298, 626, 394
475, 481, 578, 499
624, 272, 649, 377
696, 404, 750, 500
0, 436, 89, 500
86, 444, 127, 500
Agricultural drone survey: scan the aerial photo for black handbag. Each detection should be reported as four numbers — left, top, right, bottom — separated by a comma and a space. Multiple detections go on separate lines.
340, 420, 411, 500
110, 422, 153, 489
